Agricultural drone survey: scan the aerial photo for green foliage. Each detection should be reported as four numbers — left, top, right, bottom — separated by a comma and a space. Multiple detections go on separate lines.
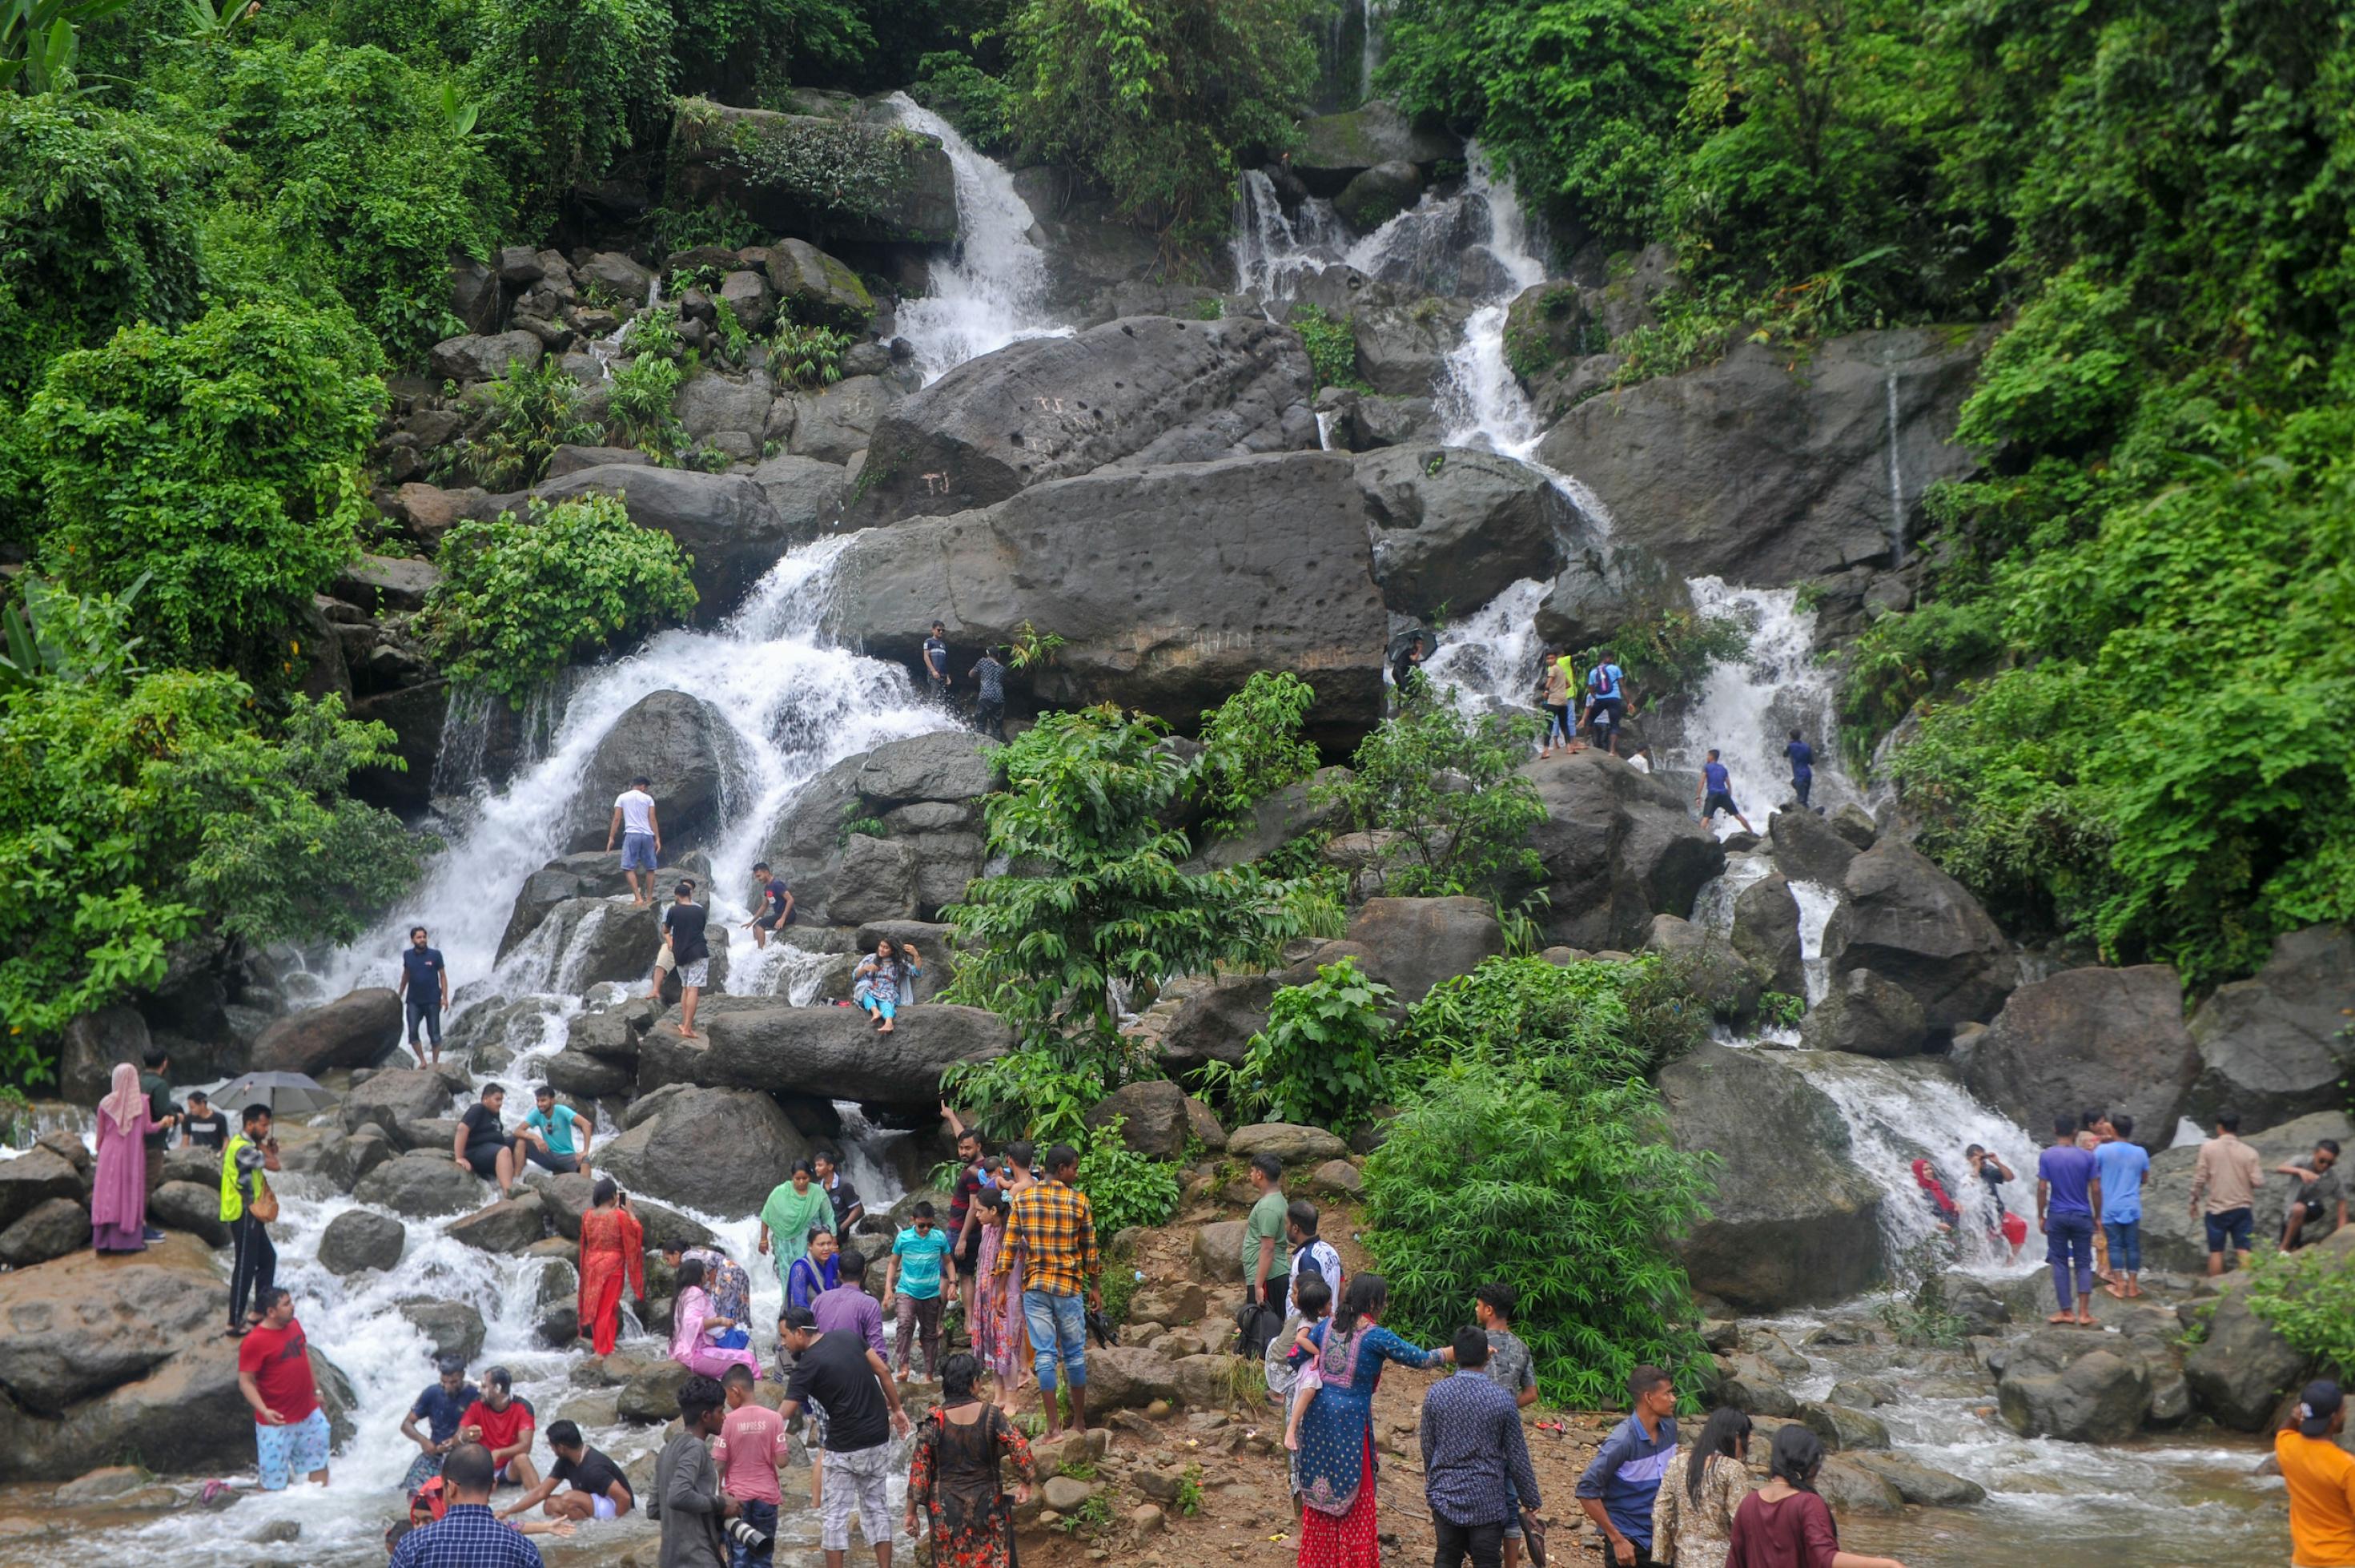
665, 0, 870, 102
649, 195, 769, 255
605, 351, 688, 460
1007, 0, 1317, 263
2243, 1240, 2355, 1378
1072, 1117, 1181, 1239
1213, 955, 1396, 1134
456, 356, 597, 490
1364, 957, 1716, 1407
1407, 954, 1708, 1075
1758, 991, 1804, 1027
910, 49, 1012, 154
0, 0, 127, 94
1320, 693, 1546, 900
1875, 1244, 1969, 1347
715, 111, 936, 226
1193, 670, 1319, 836
1005, 619, 1064, 670
26, 301, 382, 672
770, 317, 853, 391
0, 578, 426, 1078
1173, 1463, 1205, 1517
1288, 304, 1365, 392
419, 495, 698, 704
469, 0, 672, 224
1582, 606, 1749, 708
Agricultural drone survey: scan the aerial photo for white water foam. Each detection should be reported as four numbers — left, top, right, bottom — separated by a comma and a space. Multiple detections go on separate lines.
1666, 576, 1852, 838
883, 94, 1071, 382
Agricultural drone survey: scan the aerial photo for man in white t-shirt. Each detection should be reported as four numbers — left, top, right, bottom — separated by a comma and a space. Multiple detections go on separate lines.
605, 774, 662, 907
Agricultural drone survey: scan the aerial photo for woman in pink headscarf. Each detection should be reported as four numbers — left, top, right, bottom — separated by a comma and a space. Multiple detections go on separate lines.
91, 1063, 156, 1253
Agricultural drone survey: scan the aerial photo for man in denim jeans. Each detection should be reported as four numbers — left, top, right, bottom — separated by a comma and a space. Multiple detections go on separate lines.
998, 1143, 1100, 1438
2036, 1113, 2103, 1327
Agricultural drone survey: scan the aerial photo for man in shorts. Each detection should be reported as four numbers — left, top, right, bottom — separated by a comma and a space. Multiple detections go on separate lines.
777, 1305, 912, 1568
498, 1418, 633, 1522
654, 878, 712, 1041
1694, 748, 1754, 834
460, 1366, 540, 1490
743, 861, 794, 950
239, 1288, 330, 1490
606, 775, 662, 907
2191, 1109, 2265, 1275
452, 1084, 524, 1198
398, 925, 448, 1066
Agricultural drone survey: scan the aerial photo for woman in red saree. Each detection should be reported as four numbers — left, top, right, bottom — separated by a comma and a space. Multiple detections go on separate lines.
577, 1178, 645, 1356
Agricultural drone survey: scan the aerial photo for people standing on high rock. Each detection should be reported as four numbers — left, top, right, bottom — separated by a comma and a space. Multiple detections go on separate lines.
923, 621, 952, 703
2077, 1110, 2115, 1285
776, 1304, 915, 1568
999, 1143, 1100, 1439
2277, 1378, 2355, 1568
851, 937, 920, 1035
1537, 652, 1574, 759
1242, 1152, 1292, 1356
399, 924, 449, 1067
454, 1083, 524, 1200
92, 1063, 157, 1254
2278, 1139, 2348, 1251
1784, 730, 1816, 811
2096, 1113, 2151, 1299
223, 1103, 280, 1336
1577, 1365, 1680, 1568
887, 1201, 956, 1381
607, 774, 663, 907
1965, 1144, 2026, 1261
402, 1354, 481, 1493
654, 878, 712, 1041
138, 1044, 177, 1223
2036, 1113, 2101, 1325
239, 1287, 330, 1491
2190, 1110, 2265, 1277
969, 645, 1008, 741
179, 1088, 228, 1151
743, 861, 794, 950
656, 1373, 735, 1568
577, 1178, 644, 1357
1421, 1326, 1544, 1568
1581, 649, 1626, 758
1696, 750, 1754, 834
814, 1148, 863, 1240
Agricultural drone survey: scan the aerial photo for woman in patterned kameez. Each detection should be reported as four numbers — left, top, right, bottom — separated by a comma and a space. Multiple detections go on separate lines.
905, 1352, 1035, 1568
1292, 1275, 1449, 1568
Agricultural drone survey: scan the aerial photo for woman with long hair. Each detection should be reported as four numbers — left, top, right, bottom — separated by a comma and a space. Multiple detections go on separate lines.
1726, 1426, 1907, 1568
667, 1258, 762, 1381
1652, 1406, 1754, 1568
904, 1350, 1036, 1568
851, 937, 922, 1035
90, 1063, 156, 1253
575, 1178, 644, 1357
969, 1188, 1022, 1405
1292, 1274, 1450, 1568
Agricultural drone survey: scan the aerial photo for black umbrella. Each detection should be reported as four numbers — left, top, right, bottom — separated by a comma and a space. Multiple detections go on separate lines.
212, 1071, 340, 1118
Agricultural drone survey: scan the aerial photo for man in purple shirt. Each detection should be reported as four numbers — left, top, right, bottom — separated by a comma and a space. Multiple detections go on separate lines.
813, 1247, 885, 1357
2036, 1112, 2104, 1327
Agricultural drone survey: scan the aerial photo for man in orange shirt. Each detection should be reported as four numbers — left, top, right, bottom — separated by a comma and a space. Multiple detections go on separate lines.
2279, 1379, 2355, 1568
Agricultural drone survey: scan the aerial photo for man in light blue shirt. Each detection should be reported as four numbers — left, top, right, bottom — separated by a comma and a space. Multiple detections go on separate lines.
520, 1086, 590, 1175
2094, 1112, 2151, 1301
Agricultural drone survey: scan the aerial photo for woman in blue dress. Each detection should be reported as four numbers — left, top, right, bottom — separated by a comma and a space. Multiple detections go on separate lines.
1292, 1274, 1452, 1568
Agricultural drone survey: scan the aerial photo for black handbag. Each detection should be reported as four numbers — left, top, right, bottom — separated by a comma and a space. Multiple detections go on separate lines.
1234, 1295, 1284, 1357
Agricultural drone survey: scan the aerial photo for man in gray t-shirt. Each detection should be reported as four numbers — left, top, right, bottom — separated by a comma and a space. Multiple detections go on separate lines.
1473, 1282, 1540, 1566
2281, 1141, 2348, 1250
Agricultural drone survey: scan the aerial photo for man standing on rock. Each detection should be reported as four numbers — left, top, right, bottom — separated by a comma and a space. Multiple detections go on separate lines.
886, 1201, 955, 1381
777, 1305, 914, 1568
814, 1148, 863, 1240
2095, 1113, 2150, 1299
1785, 729, 1815, 810
1576, 1365, 1678, 1568
139, 1044, 177, 1229
607, 774, 663, 907
923, 621, 952, 704
1241, 1153, 1291, 1356
223, 1103, 279, 1336
399, 925, 450, 1067
2037, 1113, 2102, 1325
1581, 650, 1626, 758
1695, 750, 1754, 834
1423, 1326, 1542, 1568
2190, 1109, 2265, 1276
239, 1287, 329, 1491
2278, 1139, 2347, 1251
968, 645, 1008, 740
999, 1144, 1100, 1438
744, 862, 794, 950
655, 1373, 734, 1568
657, 878, 712, 1041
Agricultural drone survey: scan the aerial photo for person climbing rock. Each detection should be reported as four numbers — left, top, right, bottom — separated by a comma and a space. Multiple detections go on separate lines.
1696, 750, 1754, 834
969, 645, 1008, 741
1785, 729, 1816, 810
606, 775, 663, 907
923, 621, 952, 702
1582, 649, 1626, 758
1537, 653, 1573, 758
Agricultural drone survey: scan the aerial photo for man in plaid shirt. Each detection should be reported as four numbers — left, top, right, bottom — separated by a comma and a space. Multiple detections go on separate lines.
392, 1442, 546, 1567
997, 1142, 1102, 1437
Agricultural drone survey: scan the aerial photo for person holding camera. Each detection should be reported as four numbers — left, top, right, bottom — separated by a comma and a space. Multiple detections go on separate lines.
577, 1178, 645, 1357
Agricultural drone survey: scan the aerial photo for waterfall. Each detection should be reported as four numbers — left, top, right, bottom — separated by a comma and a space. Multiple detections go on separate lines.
1664, 577, 1852, 835
1883, 364, 1907, 563
1360, 0, 1384, 100
882, 94, 1071, 383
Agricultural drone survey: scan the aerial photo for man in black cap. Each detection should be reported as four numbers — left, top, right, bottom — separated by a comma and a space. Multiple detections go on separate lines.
2278, 1377, 2355, 1565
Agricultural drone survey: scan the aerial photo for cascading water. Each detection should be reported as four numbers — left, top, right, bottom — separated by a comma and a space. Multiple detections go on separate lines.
882, 94, 1071, 382
1666, 576, 1852, 835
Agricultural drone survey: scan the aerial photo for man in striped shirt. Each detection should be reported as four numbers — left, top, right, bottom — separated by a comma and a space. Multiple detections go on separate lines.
997, 1143, 1101, 1438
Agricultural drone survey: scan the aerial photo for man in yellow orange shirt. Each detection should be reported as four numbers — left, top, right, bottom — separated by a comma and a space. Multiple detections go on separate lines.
2279, 1379, 2355, 1568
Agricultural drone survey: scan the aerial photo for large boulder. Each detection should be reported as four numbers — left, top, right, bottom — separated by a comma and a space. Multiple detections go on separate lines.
1343, 898, 1506, 1005
827, 452, 1386, 750
1522, 750, 1726, 952
1800, 969, 1927, 1058
749, 454, 846, 539
758, 731, 995, 927
1228, 1123, 1349, 1166
1995, 1328, 2153, 1442
499, 851, 641, 956
471, 466, 790, 618
1084, 1081, 1196, 1160
400, 1301, 487, 1364
148, 1180, 230, 1244
1643, 915, 1766, 1025
248, 987, 403, 1075
1083, 1346, 1184, 1412
637, 1006, 1011, 1116
559, 690, 753, 854
593, 1088, 811, 1217
0, 1147, 86, 1231
57, 1005, 152, 1104
2186, 925, 2355, 1128
2136, 1111, 2355, 1275
667, 103, 958, 245
1534, 328, 1987, 585
446, 1191, 551, 1254
1352, 445, 1577, 617
1959, 966, 2196, 1144
756, 239, 874, 331
507, 898, 661, 991
1730, 874, 1805, 998
356, 1151, 489, 1217
430, 331, 542, 384
2183, 1285, 2309, 1431
1821, 840, 2016, 1033
1658, 1045, 1884, 1311
319, 1209, 408, 1275
846, 316, 1316, 525
1156, 972, 1280, 1076
1350, 300, 1474, 398
341, 1068, 456, 1148
1292, 100, 1461, 194
0, 1197, 91, 1267
1766, 808, 1859, 891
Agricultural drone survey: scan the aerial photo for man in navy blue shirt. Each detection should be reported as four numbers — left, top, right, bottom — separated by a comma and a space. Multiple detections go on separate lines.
390, 1442, 545, 1568
1577, 1365, 1679, 1567
1785, 729, 1815, 810
1694, 749, 1754, 834
400, 1355, 481, 1493
399, 926, 449, 1067
1421, 1326, 1542, 1568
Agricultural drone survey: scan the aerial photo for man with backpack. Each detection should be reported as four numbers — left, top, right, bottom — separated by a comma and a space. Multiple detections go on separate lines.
1580, 652, 1626, 758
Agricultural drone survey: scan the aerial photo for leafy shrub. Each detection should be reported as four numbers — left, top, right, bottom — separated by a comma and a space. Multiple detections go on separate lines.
1074, 1116, 1182, 1240
605, 352, 688, 459
770, 318, 854, 391
1288, 304, 1366, 392
469, 0, 673, 224
1216, 955, 1396, 1134
420, 495, 699, 703
649, 195, 769, 256
456, 357, 598, 489
2243, 1241, 2355, 1378
665, 0, 871, 101
910, 50, 1014, 154
26, 301, 383, 671
1319, 694, 1545, 900
1193, 670, 1319, 835
1585, 606, 1749, 709
1408, 954, 1708, 1076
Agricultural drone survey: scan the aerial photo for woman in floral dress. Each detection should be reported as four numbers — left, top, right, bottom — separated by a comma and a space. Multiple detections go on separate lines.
905, 1351, 1035, 1568
1292, 1275, 1450, 1568
1653, 1406, 1755, 1568
969, 1188, 1020, 1404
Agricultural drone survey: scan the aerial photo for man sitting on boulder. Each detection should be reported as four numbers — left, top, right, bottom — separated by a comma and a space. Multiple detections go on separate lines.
453, 1084, 524, 1199
2279, 1139, 2347, 1251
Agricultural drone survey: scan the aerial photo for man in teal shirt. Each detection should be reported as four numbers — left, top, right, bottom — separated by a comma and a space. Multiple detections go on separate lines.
520, 1085, 592, 1175
887, 1203, 957, 1380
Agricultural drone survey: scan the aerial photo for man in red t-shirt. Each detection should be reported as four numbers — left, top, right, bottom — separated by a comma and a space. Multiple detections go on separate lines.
459, 1366, 541, 1490
713, 1365, 786, 1565
237, 1288, 329, 1490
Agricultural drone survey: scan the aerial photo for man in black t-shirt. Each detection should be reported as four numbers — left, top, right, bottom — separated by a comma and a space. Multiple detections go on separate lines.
397, 926, 449, 1067
742, 862, 794, 950
451, 1084, 521, 1200
179, 1089, 229, 1151
498, 1417, 633, 1522
654, 879, 712, 1042
776, 1305, 910, 1566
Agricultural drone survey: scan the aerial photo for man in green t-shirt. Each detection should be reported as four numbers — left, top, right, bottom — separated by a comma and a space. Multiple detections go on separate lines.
1241, 1152, 1292, 1311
